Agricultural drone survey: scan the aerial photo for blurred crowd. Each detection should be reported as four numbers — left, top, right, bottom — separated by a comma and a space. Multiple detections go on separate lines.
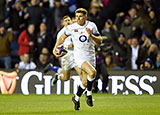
0, 0, 160, 70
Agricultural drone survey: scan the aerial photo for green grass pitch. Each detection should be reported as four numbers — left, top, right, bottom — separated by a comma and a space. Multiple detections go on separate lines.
0, 93, 160, 115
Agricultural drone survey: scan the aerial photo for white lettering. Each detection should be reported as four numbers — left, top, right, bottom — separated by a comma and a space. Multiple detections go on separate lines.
35, 84, 44, 95
109, 76, 125, 95
64, 80, 70, 95
43, 75, 52, 95
21, 71, 42, 95
139, 75, 157, 95
125, 75, 140, 95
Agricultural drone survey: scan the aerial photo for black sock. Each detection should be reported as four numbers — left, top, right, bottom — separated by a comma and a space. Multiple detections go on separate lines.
76, 85, 85, 97
87, 80, 93, 91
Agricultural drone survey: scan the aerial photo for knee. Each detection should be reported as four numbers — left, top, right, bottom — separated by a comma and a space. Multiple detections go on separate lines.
60, 74, 70, 81
82, 80, 87, 88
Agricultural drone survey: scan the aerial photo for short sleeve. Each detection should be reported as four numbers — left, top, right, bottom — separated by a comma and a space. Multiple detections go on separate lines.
92, 23, 100, 36
64, 26, 71, 37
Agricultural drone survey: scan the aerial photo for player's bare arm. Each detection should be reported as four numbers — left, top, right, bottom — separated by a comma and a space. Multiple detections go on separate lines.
53, 33, 67, 58
86, 28, 102, 44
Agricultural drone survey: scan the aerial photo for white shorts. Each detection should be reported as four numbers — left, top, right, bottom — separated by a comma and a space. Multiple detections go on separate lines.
74, 57, 95, 69
61, 50, 75, 70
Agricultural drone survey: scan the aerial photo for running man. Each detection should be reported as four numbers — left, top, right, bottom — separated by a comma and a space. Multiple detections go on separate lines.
44, 15, 86, 86
53, 8, 102, 110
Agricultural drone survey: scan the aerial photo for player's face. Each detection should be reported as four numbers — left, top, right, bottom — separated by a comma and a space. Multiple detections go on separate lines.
63, 17, 72, 26
75, 13, 86, 26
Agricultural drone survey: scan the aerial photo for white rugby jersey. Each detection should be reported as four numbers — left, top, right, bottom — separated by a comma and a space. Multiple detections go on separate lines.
57, 26, 73, 50
64, 21, 100, 60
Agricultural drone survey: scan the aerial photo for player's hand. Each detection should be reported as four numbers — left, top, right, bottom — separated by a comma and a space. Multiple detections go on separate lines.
53, 49, 63, 58
86, 28, 92, 37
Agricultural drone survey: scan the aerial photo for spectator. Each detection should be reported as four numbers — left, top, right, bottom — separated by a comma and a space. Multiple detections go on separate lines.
9, 1, 24, 32
148, 43, 158, 69
127, 37, 132, 46
152, 28, 160, 50
120, 16, 133, 40
9, 1, 24, 67
24, 0, 46, 32
128, 7, 144, 38
18, 53, 36, 69
18, 24, 37, 61
126, 35, 148, 70
101, 19, 118, 42
140, 58, 153, 70
113, 33, 128, 70
92, 45, 109, 93
140, 31, 151, 51
48, 0, 69, 33
151, 0, 160, 27
114, 12, 125, 30
134, 1, 157, 37
0, 23, 14, 69
37, 22, 51, 55
105, 55, 114, 70
148, 10, 157, 37
88, 3, 103, 31
155, 51, 160, 70
115, 13, 133, 40
36, 47, 50, 69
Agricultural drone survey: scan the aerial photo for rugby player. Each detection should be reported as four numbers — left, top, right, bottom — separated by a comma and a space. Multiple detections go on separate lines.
44, 15, 87, 86
53, 8, 102, 110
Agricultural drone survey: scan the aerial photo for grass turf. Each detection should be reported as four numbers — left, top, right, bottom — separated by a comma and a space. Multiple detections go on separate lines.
0, 93, 160, 115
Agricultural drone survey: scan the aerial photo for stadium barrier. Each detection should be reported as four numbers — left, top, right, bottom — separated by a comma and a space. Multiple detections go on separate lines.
0, 69, 159, 95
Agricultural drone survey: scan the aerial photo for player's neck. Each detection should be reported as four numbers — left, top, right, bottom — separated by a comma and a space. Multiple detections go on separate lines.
78, 21, 86, 26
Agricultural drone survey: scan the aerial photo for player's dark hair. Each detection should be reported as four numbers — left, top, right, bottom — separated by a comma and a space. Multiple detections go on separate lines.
75, 8, 88, 16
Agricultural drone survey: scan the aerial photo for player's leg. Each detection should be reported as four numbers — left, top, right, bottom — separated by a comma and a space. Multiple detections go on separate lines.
72, 66, 87, 110
92, 65, 100, 93
81, 61, 96, 107
73, 66, 83, 80
59, 69, 71, 81
73, 70, 87, 99
81, 61, 96, 79
81, 71, 87, 87
74, 65, 87, 88
51, 51, 74, 85
44, 63, 63, 86
72, 78, 86, 110
51, 56, 73, 86
51, 69, 71, 86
